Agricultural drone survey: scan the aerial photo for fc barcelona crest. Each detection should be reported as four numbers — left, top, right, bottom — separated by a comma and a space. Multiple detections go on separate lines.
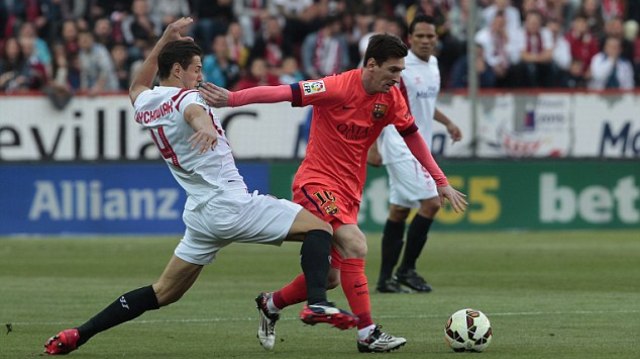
372, 103, 388, 119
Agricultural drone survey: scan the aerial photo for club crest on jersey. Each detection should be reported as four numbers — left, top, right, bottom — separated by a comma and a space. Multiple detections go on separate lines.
302, 80, 326, 95
324, 203, 339, 215
372, 103, 388, 119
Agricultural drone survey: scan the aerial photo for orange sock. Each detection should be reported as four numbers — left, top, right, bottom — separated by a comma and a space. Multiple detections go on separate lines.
340, 258, 373, 329
272, 274, 307, 309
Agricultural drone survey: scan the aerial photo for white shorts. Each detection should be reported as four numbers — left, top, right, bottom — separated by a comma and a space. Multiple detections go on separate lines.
176, 189, 302, 265
386, 159, 438, 208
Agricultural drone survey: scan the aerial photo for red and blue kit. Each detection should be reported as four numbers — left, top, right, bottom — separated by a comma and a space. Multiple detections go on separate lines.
289, 70, 416, 226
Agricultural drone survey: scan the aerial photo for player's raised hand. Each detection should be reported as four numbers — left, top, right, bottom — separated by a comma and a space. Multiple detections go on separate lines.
437, 185, 468, 213
161, 17, 194, 43
199, 82, 231, 108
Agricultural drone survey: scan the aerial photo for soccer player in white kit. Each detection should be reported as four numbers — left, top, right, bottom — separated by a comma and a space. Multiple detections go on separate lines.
368, 15, 463, 294
43, 18, 354, 356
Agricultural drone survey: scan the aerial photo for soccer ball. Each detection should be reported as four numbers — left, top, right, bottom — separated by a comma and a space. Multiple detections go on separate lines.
444, 308, 493, 352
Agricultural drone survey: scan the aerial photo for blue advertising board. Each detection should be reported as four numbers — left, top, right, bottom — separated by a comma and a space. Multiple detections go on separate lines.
0, 163, 269, 235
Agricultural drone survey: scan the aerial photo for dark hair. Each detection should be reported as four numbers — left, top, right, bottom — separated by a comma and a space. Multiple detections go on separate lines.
157, 40, 203, 80
363, 33, 408, 67
409, 15, 436, 34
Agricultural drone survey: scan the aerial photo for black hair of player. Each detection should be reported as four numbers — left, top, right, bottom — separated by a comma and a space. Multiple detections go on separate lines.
363, 33, 408, 67
157, 40, 203, 80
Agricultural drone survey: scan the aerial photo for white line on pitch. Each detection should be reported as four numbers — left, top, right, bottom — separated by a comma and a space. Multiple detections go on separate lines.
8, 309, 639, 327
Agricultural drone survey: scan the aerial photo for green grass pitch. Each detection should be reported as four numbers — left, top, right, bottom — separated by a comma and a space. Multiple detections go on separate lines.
1, 230, 639, 358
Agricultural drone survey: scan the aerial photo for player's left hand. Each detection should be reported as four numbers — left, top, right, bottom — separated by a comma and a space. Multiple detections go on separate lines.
189, 128, 218, 154
199, 82, 230, 107
161, 17, 194, 43
437, 185, 467, 213
446, 123, 462, 143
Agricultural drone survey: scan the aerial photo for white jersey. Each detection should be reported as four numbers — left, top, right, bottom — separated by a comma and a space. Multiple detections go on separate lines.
134, 86, 245, 209
377, 50, 440, 164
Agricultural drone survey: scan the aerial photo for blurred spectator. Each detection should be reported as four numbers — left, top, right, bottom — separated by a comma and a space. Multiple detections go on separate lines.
301, 15, 350, 79
278, 55, 305, 84
93, 17, 116, 50
77, 30, 119, 95
50, 42, 79, 91
448, 43, 496, 88
191, 0, 234, 53
547, 0, 577, 30
481, 0, 522, 34
448, 0, 482, 45
225, 21, 250, 69
0, 37, 30, 92
626, 20, 640, 86
566, 59, 588, 87
203, 34, 241, 88
233, 57, 280, 90
19, 36, 48, 87
234, 0, 277, 47
589, 36, 634, 89
17, 22, 52, 76
121, 0, 162, 51
475, 10, 521, 87
406, 0, 447, 29
149, 0, 191, 30
600, 16, 634, 61
576, 0, 605, 36
249, 15, 293, 73
565, 13, 599, 82
273, 0, 318, 45
58, 19, 80, 56
514, 10, 554, 87
548, 17, 573, 86
601, 0, 625, 21
110, 43, 131, 90
520, 0, 548, 19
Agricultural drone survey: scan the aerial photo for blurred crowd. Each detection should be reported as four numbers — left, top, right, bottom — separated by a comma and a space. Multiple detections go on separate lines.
1, 0, 639, 101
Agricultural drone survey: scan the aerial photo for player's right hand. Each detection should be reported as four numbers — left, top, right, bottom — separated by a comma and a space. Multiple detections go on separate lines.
199, 82, 230, 108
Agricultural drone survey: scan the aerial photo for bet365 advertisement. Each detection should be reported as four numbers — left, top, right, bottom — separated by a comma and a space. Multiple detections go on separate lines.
269, 161, 640, 231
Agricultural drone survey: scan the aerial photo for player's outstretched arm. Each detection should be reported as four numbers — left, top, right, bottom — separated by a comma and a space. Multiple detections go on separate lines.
129, 17, 194, 105
199, 83, 292, 108
403, 130, 467, 212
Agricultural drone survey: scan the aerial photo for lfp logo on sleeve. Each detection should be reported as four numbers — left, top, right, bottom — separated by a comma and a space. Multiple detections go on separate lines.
302, 80, 326, 95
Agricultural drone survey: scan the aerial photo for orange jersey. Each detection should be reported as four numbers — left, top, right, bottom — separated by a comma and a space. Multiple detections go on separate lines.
290, 69, 416, 203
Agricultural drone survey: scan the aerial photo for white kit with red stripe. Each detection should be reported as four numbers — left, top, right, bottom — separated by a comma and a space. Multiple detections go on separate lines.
133, 86, 246, 210
377, 50, 440, 165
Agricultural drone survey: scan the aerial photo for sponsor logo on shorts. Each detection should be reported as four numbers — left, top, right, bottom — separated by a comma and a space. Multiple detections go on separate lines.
302, 81, 326, 95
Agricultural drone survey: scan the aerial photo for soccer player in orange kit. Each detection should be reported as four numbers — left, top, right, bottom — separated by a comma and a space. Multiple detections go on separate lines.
200, 33, 467, 353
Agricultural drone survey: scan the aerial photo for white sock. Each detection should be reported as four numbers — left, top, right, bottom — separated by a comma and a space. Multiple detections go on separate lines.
266, 296, 280, 314
358, 324, 376, 340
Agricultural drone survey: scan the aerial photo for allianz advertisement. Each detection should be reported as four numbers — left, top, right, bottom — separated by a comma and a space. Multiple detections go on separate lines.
0, 163, 269, 235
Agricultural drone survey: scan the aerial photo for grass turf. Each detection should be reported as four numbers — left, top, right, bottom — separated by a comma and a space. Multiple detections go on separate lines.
0, 230, 639, 358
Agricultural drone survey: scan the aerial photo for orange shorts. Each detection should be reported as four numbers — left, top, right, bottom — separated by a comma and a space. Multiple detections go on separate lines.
293, 183, 360, 230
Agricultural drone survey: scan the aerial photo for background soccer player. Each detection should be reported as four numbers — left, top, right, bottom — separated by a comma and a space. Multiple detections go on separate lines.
367, 15, 463, 294
43, 17, 354, 356
200, 33, 467, 353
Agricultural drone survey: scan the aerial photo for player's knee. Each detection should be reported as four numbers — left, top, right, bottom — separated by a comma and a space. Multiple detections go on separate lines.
419, 198, 441, 217
389, 205, 410, 222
